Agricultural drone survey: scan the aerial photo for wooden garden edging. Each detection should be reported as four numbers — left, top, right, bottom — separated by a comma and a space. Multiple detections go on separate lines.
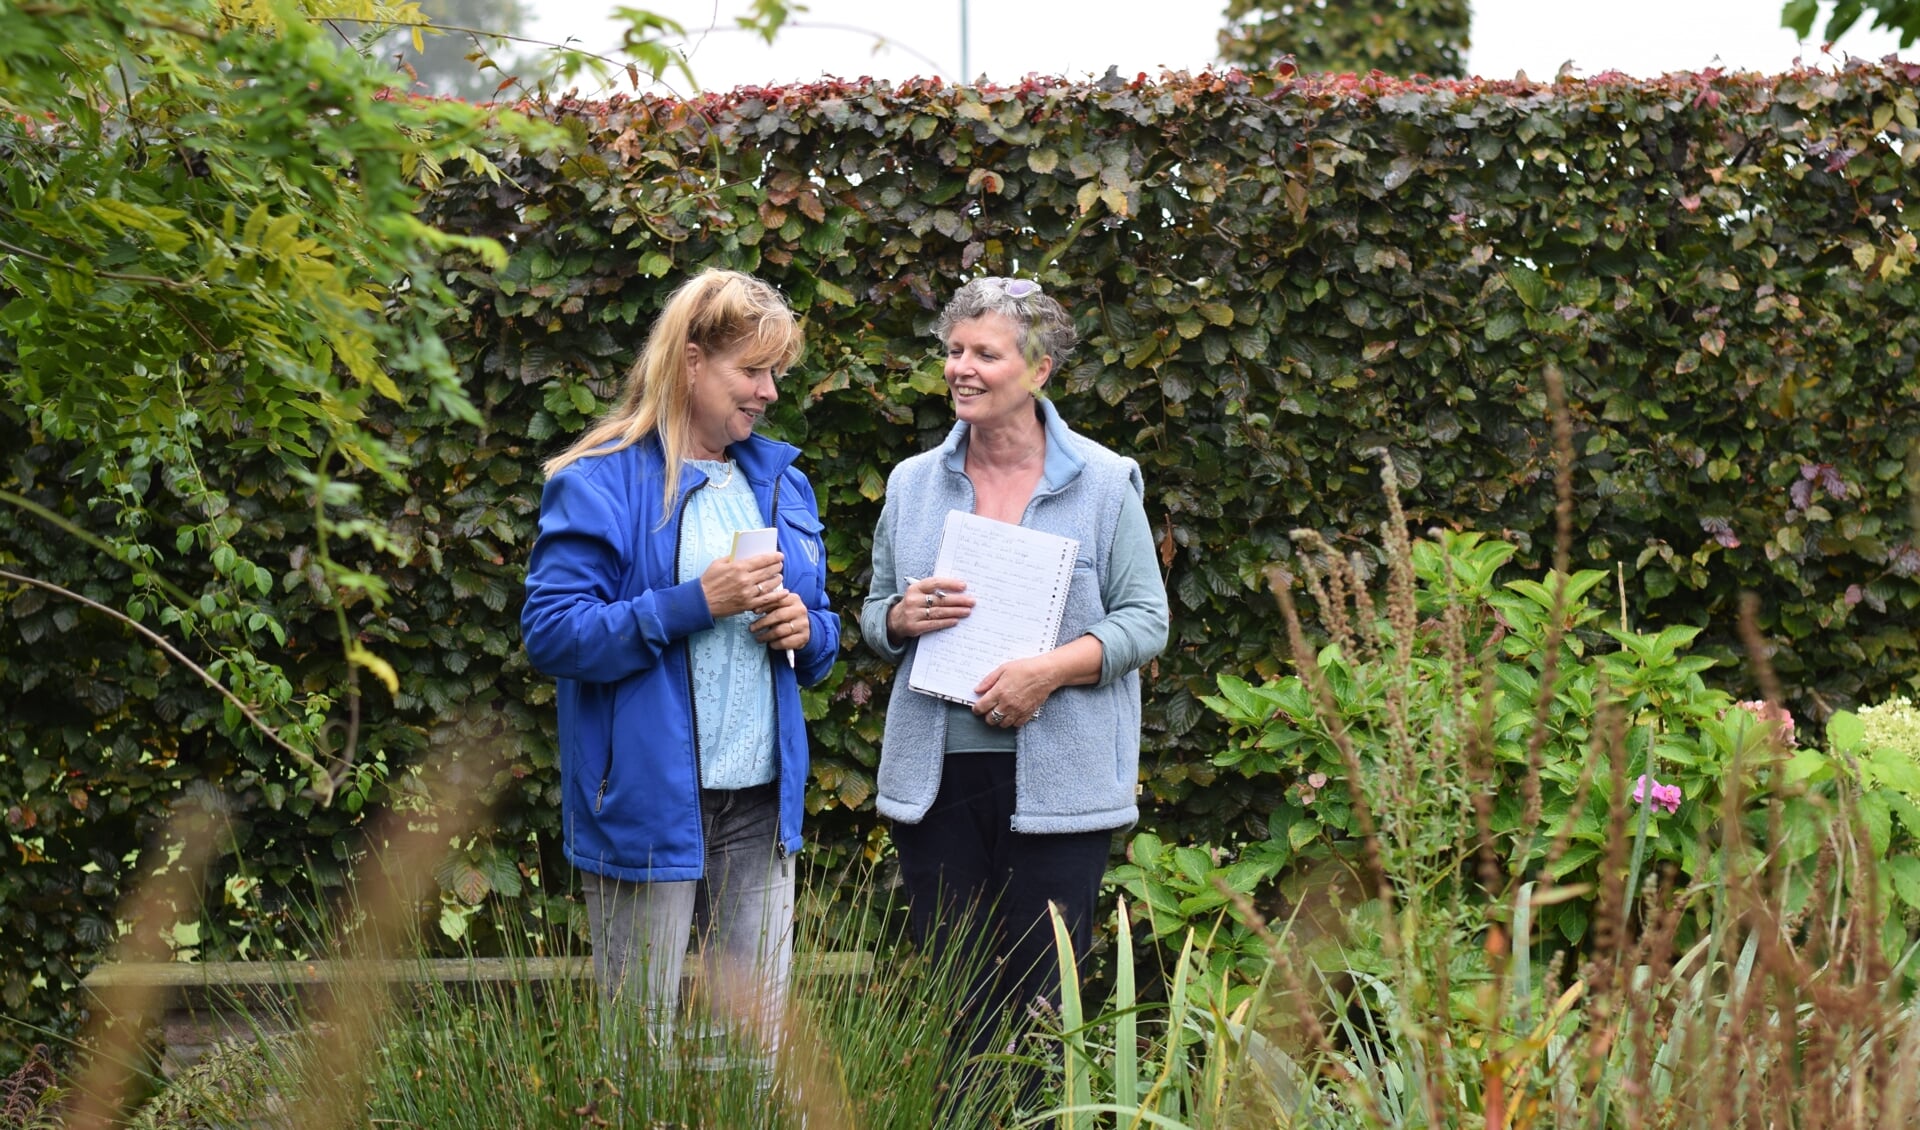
82, 951, 874, 1074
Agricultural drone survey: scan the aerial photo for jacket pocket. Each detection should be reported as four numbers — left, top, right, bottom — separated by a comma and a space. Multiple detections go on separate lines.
777, 507, 826, 600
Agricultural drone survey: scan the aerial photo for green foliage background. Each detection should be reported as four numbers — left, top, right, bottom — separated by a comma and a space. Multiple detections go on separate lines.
1218, 0, 1472, 78
5, 62, 1920, 1056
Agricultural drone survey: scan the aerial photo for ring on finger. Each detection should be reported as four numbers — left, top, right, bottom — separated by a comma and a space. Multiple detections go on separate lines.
924, 593, 935, 610
755, 582, 764, 595
988, 708, 1006, 723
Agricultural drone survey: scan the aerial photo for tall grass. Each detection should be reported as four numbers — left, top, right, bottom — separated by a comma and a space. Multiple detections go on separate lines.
39, 729, 1042, 1129
54, 855, 1023, 1129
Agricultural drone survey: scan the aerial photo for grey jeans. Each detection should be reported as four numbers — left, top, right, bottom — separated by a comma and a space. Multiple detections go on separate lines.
581, 782, 796, 1054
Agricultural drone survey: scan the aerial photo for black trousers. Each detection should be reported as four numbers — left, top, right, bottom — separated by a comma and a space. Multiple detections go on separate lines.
890, 751, 1115, 1061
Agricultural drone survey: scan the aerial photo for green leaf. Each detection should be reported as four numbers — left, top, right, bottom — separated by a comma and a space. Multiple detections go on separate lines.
1506, 266, 1549, 310
439, 904, 471, 942
1780, 0, 1818, 35
814, 278, 857, 307
1866, 748, 1920, 795
1485, 309, 1524, 341
1828, 710, 1865, 752
1888, 856, 1920, 911
1288, 819, 1320, 852
1857, 789, 1892, 856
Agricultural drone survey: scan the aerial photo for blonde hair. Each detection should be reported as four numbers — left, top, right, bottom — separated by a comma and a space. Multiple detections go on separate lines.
543, 269, 804, 511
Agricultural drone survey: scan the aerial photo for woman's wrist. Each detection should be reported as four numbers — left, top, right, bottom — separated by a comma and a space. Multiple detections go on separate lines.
1037, 653, 1071, 697
885, 595, 907, 646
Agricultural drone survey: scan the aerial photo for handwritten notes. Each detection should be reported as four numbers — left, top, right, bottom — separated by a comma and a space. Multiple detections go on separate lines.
908, 511, 1079, 705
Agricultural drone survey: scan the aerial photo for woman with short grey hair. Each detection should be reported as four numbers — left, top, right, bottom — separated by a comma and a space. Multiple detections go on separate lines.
860, 275, 1170, 1085
933, 276, 1080, 375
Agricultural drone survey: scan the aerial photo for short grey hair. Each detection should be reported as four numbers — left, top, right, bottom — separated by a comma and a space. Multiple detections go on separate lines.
934, 277, 1078, 374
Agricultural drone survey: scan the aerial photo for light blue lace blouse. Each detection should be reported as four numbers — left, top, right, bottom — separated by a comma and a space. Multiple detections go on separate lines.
677, 459, 776, 790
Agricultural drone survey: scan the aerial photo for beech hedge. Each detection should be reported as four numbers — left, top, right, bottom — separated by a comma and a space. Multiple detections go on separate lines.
4, 62, 1919, 1056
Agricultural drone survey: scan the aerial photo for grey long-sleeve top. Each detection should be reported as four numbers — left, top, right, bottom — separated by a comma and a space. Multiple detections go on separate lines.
860, 397, 1170, 831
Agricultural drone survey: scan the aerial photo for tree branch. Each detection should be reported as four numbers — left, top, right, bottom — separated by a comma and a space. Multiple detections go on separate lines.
0, 567, 331, 799
0, 488, 197, 608
0, 237, 200, 290
317, 18, 642, 87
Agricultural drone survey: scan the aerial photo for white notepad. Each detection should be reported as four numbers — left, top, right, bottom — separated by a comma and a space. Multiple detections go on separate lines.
730, 527, 778, 559
907, 511, 1080, 705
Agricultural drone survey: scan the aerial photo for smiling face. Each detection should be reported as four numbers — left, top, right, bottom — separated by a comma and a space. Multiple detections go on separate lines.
685, 340, 779, 459
943, 313, 1051, 431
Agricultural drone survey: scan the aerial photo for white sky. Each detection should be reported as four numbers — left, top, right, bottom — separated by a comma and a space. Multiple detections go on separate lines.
516, 0, 1911, 97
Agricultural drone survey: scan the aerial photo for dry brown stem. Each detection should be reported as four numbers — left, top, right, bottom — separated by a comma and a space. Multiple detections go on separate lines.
67, 803, 230, 1129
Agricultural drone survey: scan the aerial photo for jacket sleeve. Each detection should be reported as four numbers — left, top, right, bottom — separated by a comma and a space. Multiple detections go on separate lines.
521, 468, 714, 683
859, 490, 909, 666
1085, 466, 1171, 686
785, 470, 842, 688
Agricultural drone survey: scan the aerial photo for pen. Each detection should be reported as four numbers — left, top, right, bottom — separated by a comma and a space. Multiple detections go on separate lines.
750, 586, 796, 669
778, 584, 794, 669
903, 576, 947, 597
772, 590, 794, 669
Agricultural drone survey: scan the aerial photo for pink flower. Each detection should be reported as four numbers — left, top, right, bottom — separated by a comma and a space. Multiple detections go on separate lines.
1632, 775, 1683, 815
1733, 700, 1796, 747
1308, 772, 1328, 789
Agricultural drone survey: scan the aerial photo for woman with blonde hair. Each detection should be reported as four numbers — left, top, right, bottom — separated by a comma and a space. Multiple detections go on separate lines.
522, 268, 839, 1066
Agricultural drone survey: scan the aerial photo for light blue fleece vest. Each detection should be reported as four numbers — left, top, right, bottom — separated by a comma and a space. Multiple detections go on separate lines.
873, 400, 1146, 834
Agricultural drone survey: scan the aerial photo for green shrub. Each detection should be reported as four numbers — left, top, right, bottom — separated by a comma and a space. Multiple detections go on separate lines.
1190, 513, 1920, 957
1108, 458, 1920, 1126
7, 61, 1920, 1062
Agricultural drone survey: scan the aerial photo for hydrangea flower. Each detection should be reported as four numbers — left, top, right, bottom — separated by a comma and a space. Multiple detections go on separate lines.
1632, 774, 1683, 815
1859, 695, 1919, 758
1733, 699, 1796, 747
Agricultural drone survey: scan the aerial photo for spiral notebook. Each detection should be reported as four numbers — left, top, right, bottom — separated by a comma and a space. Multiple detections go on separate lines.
907, 510, 1080, 706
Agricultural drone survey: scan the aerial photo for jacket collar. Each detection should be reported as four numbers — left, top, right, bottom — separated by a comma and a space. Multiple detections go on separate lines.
938, 397, 1085, 493
725, 430, 800, 486
643, 430, 800, 488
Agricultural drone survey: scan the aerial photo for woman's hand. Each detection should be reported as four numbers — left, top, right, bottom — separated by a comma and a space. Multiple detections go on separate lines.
886, 576, 973, 644
971, 656, 1059, 728
973, 635, 1103, 727
702, 552, 786, 619
750, 590, 812, 654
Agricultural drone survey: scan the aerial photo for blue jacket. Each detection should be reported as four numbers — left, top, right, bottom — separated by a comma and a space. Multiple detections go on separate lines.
522, 432, 840, 882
